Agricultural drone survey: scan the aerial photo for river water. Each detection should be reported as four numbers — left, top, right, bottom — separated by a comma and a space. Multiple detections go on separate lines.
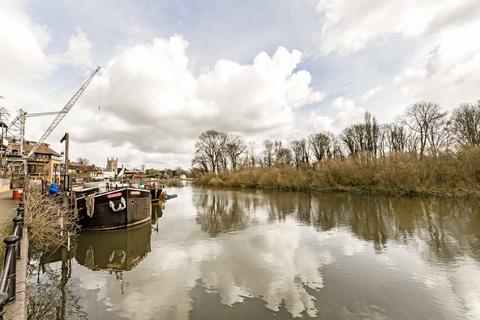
28, 185, 480, 319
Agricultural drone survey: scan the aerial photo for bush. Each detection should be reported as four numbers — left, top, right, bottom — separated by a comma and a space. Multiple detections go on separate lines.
24, 185, 77, 258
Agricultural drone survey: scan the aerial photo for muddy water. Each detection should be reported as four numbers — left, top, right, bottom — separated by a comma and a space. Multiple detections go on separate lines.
28, 186, 480, 319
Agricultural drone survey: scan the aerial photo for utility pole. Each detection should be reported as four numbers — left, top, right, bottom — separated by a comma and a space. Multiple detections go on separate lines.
60, 133, 70, 192
60, 133, 70, 233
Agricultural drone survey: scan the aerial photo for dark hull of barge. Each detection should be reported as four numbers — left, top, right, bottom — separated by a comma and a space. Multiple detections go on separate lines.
75, 187, 151, 231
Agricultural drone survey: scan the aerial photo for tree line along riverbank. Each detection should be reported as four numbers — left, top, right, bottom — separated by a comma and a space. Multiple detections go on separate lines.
192, 101, 480, 197
194, 149, 480, 197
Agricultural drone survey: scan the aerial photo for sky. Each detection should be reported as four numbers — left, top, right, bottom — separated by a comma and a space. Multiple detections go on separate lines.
1, 0, 480, 169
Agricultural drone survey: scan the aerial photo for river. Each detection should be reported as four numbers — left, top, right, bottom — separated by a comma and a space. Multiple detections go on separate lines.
27, 185, 480, 319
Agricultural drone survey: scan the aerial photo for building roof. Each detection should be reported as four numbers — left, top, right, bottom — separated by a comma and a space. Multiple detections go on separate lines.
9, 140, 61, 157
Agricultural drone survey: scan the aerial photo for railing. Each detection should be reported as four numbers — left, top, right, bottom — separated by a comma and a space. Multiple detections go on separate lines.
0, 200, 24, 319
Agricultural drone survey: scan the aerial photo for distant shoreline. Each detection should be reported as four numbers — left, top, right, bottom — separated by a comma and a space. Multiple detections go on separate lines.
193, 152, 480, 199
194, 179, 480, 199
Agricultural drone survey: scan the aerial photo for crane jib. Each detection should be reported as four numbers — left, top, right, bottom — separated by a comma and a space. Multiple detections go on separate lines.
26, 67, 101, 159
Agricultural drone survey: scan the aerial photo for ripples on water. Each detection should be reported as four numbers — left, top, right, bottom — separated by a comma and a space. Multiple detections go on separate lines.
27, 186, 480, 319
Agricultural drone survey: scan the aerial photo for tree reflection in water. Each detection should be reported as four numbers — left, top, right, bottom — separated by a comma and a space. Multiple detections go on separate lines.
194, 189, 480, 264
194, 190, 251, 236
28, 248, 87, 320
28, 221, 153, 319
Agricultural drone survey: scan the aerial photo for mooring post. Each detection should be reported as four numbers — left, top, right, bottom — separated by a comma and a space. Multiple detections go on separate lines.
0, 292, 9, 319
2, 235, 19, 300
15, 205, 24, 231
16, 207, 24, 220
18, 199, 24, 216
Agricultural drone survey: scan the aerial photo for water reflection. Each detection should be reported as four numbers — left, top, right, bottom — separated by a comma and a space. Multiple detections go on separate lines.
151, 203, 163, 223
194, 190, 480, 264
29, 248, 87, 320
189, 190, 480, 318
76, 222, 151, 271
27, 187, 480, 319
29, 219, 153, 319
194, 191, 250, 236
151, 203, 163, 232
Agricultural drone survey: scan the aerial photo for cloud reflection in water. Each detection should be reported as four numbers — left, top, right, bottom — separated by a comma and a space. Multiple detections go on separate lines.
35, 187, 480, 319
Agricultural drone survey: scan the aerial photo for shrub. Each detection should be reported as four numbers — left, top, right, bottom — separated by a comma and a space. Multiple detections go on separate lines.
24, 185, 77, 259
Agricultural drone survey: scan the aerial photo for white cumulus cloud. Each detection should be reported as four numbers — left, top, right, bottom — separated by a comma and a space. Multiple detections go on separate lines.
63, 27, 93, 68
71, 35, 324, 166
395, 17, 480, 108
0, 0, 55, 82
315, 0, 478, 55
331, 97, 365, 127
315, 0, 480, 111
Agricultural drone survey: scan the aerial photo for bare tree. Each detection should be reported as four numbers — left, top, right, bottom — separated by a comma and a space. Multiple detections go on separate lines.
450, 102, 480, 146
245, 141, 257, 167
341, 126, 355, 156
404, 102, 447, 157
273, 140, 284, 164
383, 123, 408, 154
193, 130, 228, 173
364, 111, 379, 156
276, 147, 293, 165
290, 139, 309, 168
192, 154, 209, 173
428, 119, 452, 154
309, 131, 335, 163
226, 134, 246, 170
331, 137, 344, 158
263, 140, 274, 167
405, 130, 419, 154
268, 140, 293, 165
377, 125, 388, 157
341, 125, 365, 156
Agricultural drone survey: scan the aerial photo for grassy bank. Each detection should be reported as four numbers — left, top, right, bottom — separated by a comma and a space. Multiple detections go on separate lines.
194, 148, 480, 198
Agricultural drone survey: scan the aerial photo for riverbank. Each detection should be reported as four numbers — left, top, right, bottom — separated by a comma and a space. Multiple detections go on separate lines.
194, 150, 480, 198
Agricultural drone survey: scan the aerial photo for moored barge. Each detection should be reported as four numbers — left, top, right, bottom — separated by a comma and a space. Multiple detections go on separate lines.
74, 187, 151, 230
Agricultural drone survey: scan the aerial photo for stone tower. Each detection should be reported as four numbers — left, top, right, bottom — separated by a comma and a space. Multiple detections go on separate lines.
106, 157, 118, 172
